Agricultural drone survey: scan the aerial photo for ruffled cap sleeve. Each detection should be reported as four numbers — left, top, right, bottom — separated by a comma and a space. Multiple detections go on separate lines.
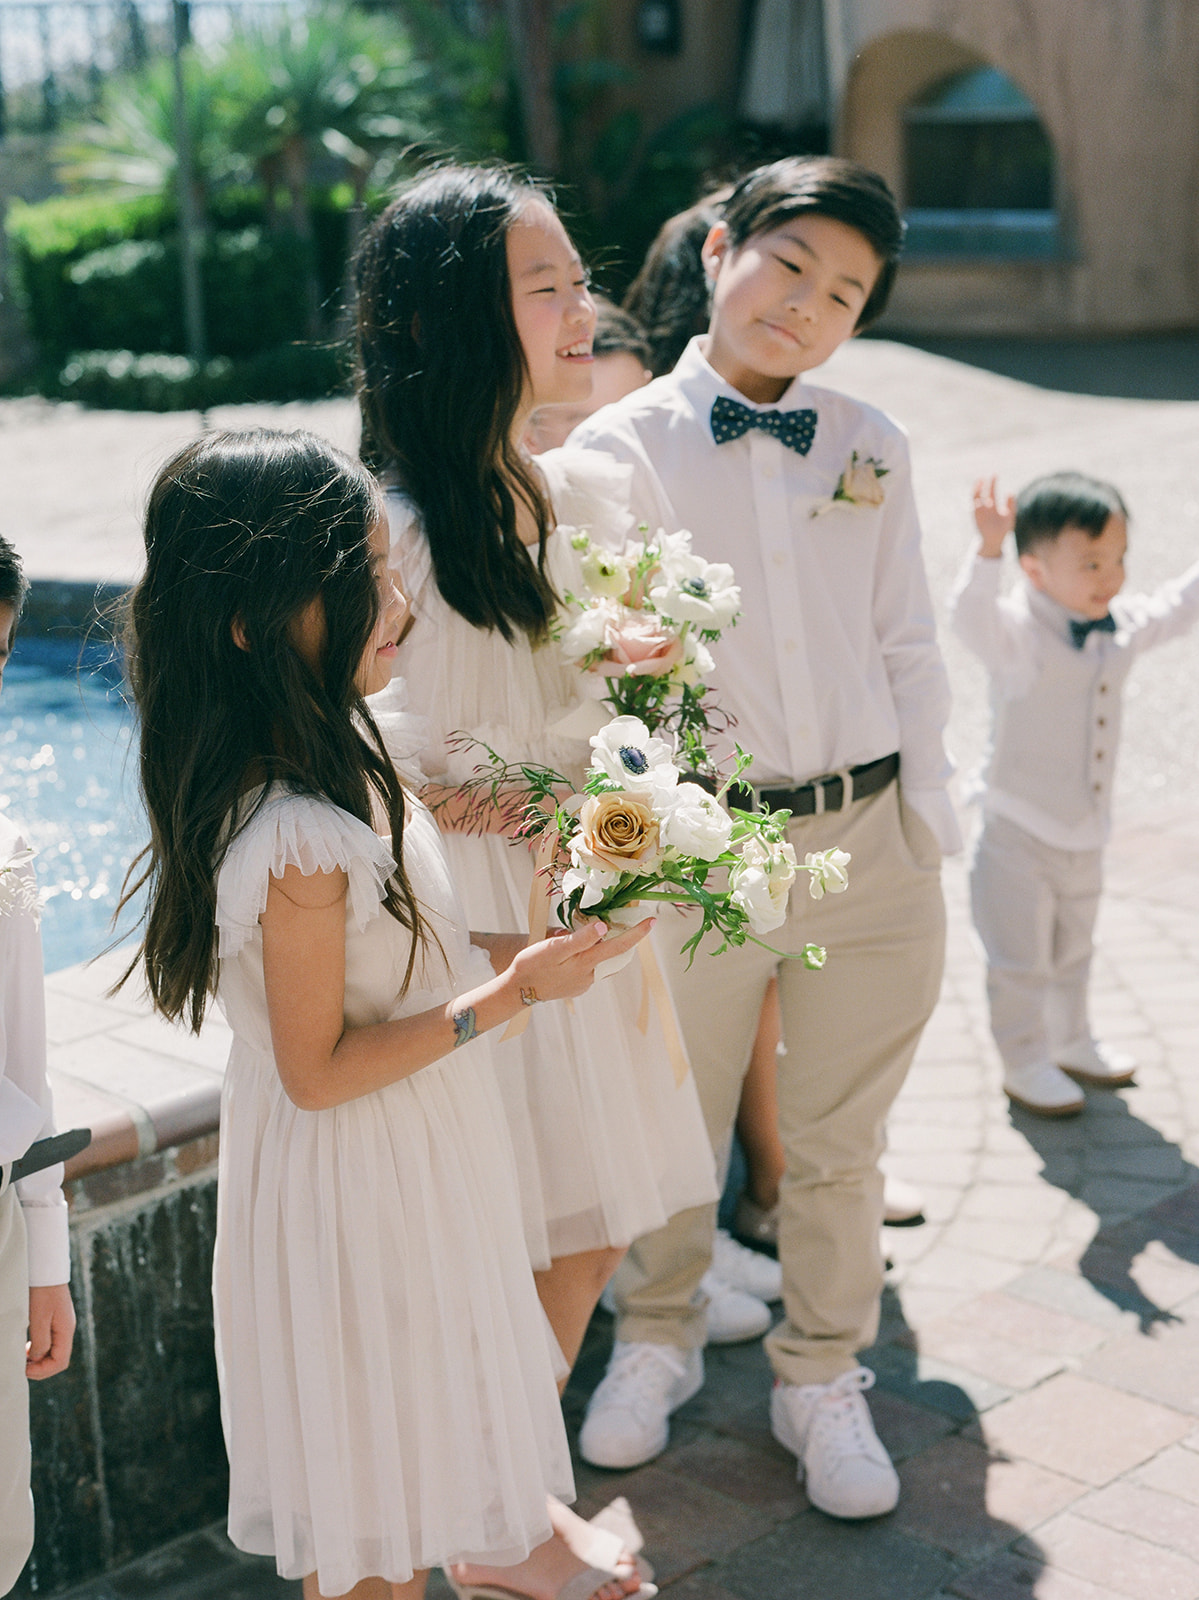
216, 792, 396, 960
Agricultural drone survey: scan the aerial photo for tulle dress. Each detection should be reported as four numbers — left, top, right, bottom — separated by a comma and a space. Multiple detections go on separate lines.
211, 784, 573, 1595
374, 449, 718, 1270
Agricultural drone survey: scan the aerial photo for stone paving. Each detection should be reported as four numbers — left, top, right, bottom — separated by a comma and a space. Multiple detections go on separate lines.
13, 340, 1199, 1599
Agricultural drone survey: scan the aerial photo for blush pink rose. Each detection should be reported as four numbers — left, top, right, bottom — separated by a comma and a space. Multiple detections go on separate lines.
600, 615, 685, 678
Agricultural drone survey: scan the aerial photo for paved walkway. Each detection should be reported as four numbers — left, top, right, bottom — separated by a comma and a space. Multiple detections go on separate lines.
50, 812, 1199, 1600
16, 340, 1199, 1599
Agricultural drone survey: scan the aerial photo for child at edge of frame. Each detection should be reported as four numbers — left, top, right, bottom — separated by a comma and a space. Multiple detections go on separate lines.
953, 471, 1199, 1117
569, 154, 959, 1521
0, 533, 76, 1597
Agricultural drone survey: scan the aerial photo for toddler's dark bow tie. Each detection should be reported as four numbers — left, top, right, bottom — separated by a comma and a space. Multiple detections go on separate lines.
710, 395, 818, 454
1069, 613, 1117, 649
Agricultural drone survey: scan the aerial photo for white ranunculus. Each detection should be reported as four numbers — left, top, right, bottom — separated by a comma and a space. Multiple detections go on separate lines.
805, 847, 851, 900
581, 547, 635, 600
589, 716, 679, 793
670, 630, 715, 688
560, 599, 619, 663
561, 862, 620, 910
658, 782, 735, 862
729, 836, 799, 935
649, 553, 740, 632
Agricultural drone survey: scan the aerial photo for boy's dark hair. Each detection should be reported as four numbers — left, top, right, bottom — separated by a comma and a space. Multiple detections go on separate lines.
1014, 472, 1129, 557
121, 428, 429, 1032
721, 156, 904, 327
0, 535, 28, 628
353, 164, 560, 644
623, 186, 731, 375
592, 297, 651, 368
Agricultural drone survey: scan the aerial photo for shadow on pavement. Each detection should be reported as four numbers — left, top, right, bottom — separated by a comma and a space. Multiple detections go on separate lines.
884, 333, 1199, 401
563, 1281, 1047, 1598
1010, 1092, 1199, 1330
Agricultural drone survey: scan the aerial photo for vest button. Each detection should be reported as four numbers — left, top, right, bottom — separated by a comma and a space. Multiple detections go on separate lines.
1097, 716, 1106, 727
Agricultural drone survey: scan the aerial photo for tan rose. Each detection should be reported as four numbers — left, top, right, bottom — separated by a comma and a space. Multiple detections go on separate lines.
575, 792, 663, 874
840, 457, 886, 507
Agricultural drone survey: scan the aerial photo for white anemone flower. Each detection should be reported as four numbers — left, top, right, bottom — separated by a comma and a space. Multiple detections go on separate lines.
589, 716, 679, 793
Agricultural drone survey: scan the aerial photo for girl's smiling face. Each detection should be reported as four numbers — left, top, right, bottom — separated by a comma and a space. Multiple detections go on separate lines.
357, 515, 407, 697
507, 199, 596, 421
290, 516, 407, 697
701, 212, 881, 404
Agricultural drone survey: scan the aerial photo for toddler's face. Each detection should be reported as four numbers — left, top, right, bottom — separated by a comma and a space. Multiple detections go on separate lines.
701, 213, 881, 404
1019, 515, 1127, 619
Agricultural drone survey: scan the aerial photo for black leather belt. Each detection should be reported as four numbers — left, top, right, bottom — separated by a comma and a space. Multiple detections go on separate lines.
729, 752, 899, 817
6, 1128, 92, 1186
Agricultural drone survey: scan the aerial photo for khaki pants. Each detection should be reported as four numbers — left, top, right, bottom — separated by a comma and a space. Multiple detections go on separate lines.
611, 783, 946, 1385
0, 1176, 34, 1595
969, 813, 1103, 1072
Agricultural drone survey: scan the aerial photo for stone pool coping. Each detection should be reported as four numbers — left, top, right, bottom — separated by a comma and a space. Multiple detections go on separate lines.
48, 948, 230, 1190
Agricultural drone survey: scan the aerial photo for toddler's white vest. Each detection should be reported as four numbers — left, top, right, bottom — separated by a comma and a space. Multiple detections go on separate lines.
984, 589, 1131, 828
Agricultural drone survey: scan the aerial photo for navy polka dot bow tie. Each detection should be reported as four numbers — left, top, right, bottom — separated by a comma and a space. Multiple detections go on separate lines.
710, 395, 818, 454
1069, 613, 1117, 649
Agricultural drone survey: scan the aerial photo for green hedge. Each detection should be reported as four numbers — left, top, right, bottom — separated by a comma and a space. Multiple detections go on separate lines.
7, 189, 351, 360
52, 344, 348, 410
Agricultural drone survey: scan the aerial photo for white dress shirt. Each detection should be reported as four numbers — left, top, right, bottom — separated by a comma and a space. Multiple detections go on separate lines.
950, 552, 1199, 850
0, 813, 68, 1287
570, 336, 960, 854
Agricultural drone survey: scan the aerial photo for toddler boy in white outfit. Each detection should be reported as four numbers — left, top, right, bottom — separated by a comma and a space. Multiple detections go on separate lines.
952, 473, 1199, 1115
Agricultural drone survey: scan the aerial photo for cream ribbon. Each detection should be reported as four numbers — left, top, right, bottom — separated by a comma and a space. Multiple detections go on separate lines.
502, 817, 558, 1041
503, 840, 692, 1089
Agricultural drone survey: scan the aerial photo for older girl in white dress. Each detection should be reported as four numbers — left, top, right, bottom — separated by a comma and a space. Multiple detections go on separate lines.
354, 172, 717, 1599
119, 428, 651, 1600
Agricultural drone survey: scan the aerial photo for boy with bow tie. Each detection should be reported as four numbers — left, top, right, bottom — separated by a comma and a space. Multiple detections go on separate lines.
956, 473, 1199, 1116
570, 157, 958, 1518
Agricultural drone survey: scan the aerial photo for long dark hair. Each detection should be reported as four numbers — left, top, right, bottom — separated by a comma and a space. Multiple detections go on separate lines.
120, 427, 429, 1032
353, 164, 558, 642
623, 186, 731, 376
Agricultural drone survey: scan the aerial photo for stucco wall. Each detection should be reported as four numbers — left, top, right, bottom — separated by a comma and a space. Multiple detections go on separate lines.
826, 1, 1199, 333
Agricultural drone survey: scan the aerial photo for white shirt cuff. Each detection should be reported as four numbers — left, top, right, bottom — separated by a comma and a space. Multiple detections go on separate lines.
23, 1201, 71, 1287
903, 788, 963, 857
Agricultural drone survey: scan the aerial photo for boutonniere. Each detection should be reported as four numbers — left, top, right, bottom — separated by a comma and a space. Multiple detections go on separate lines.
0, 845, 40, 923
810, 451, 889, 517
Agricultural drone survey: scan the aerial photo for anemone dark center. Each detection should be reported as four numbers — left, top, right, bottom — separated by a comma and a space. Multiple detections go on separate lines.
619, 745, 649, 774
681, 577, 710, 599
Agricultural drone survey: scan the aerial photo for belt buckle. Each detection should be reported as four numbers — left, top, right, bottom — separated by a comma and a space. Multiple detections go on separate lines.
812, 767, 854, 816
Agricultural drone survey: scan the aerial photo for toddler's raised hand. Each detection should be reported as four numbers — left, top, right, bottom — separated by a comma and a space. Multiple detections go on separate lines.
510, 918, 653, 1004
972, 477, 1015, 558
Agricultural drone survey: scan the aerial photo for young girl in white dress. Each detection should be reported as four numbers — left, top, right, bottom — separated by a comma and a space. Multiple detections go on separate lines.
353, 168, 718, 1596
118, 428, 652, 1600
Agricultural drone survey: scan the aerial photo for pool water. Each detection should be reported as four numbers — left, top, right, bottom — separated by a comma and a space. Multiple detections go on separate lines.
1, 638, 144, 974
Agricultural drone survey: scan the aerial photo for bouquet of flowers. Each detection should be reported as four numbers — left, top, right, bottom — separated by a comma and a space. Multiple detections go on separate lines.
556, 525, 740, 775
450, 715, 849, 967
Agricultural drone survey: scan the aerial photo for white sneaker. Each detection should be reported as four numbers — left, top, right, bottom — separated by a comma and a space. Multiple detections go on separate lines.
770, 1367, 899, 1519
1056, 1039, 1137, 1086
712, 1228, 783, 1301
580, 1341, 704, 1469
882, 1176, 925, 1227
1004, 1059, 1086, 1116
701, 1271, 772, 1344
